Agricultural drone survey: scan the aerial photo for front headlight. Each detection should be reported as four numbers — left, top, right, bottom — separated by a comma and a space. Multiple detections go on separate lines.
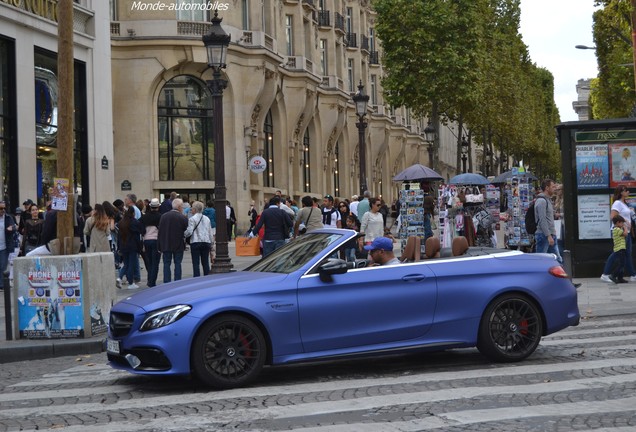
140, 305, 192, 331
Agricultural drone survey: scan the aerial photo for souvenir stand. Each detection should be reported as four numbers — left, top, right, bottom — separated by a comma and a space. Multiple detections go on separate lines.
398, 183, 426, 255
504, 175, 533, 248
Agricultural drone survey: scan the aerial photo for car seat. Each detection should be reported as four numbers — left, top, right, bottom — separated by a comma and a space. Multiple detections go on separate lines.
400, 236, 421, 262
425, 236, 441, 259
452, 236, 469, 256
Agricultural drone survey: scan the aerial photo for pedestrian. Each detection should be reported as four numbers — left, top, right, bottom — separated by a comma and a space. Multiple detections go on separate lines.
226, 201, 237, 241
83, 203, 114, 253
117, 207, 145, 290
158, 198, 188, 283
141, 198, 162, 287
601, 185, 636, 282
249, 196, 293, 257
338, 201, 351, 222
159, 191, 177, 215
602, 214, 629, 284
18, 199, 39, 236
533, 178, 562, 263
293, 195, 323, 237
360, 197, 385, 249
185, 201, 214, 277
102, 201, 121, 268
0, 201, 17, 290
203, 200, 216, 263
344, 214, 361, 261
321, 194, 342, 228
248, 200, 257, 230
357, 191, 371, 220
19, 204, 43, 256
349, 194, 360, 217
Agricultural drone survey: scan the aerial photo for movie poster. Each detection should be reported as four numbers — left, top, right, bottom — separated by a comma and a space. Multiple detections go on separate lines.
575, 144, 609, 189
609, 143, 636, 188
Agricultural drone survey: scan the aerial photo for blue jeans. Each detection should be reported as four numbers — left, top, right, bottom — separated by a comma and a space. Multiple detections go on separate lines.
534, 232, 562, 264
190, 242, 211, 277
263, 239, 285, 257
162, 250, 184, 283
0, 248, 8, 289
144, 240, 160, 287
604, 235, 636, 276
121, 250, 138, 286
118, 251, 140, 282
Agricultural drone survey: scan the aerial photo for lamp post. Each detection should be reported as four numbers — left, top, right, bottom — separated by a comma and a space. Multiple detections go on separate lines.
424, 123, 436, 169
461, 138, 469, 174
352, 81, 369, 195
203, 12, 233, 273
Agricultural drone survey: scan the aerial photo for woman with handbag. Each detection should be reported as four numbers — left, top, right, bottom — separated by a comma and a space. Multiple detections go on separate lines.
21, 204, 44, 255
360, 197, 385, 249
293, 195, 323, 237
601, 185, 636, 283
185, 201, 213, 277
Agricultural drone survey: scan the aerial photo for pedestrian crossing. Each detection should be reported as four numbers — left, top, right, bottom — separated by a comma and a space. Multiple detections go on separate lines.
1, 316, 636, 431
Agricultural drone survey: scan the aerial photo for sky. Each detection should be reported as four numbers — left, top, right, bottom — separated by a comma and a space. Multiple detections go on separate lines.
519, 0, 600, 122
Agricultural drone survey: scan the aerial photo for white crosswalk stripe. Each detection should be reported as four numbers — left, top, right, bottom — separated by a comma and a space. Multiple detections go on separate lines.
2, 318, 636, 431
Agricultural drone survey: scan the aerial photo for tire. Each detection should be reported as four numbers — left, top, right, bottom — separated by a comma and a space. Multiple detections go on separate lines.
477, 294, 543, 362
191, 314, 266, 389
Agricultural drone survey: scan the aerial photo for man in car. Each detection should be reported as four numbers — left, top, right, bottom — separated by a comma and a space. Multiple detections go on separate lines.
364, 236, 399, 266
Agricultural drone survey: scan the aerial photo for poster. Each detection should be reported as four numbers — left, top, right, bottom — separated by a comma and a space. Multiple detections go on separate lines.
17, 257, 84, 339
51, 177, 69, 211
575, 144, 609, 189
609, 143, 636, 188
577, 194, 611, 240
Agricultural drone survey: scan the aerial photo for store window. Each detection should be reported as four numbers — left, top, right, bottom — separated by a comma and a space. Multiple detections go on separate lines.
157, 75, 213, 182
263, 110, 275, 187
0, 37, 17, 206
34, 48, 88, 208
303, 129, 311, 192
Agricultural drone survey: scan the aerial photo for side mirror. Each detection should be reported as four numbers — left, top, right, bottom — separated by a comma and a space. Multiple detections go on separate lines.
318, 258, 348, 282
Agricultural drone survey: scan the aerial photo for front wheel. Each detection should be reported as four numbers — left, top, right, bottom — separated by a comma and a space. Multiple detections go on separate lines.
477, 294, 543, 362
192, 314, 266, 389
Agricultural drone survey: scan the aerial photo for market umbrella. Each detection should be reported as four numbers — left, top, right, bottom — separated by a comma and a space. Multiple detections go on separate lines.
491, 170, 538, 184
392, 164, 444, 181
448, 173, 490, 185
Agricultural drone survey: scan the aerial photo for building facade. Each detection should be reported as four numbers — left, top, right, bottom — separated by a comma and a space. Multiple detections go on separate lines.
0, 0, 114, 212
110, 0, 464, 232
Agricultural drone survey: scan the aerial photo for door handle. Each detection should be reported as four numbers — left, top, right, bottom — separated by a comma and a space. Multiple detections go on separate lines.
402, 274, 426, 282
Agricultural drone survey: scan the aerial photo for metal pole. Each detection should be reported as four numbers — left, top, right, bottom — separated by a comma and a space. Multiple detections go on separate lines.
208, 69, 233, 273
357, 118, 367, 195
632, 0, 636, 99
462, 154, 467, 173
3, 271, 12, 340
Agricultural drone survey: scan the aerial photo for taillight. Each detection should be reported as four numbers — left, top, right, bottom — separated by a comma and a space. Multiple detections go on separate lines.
549, 266, 569, 278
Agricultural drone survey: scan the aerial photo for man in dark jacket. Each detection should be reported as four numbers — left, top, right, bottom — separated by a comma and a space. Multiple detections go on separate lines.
159, 191, 177, 215
250, 196, 292, 257
158, 198, 188, 282
0, 201, 16, 290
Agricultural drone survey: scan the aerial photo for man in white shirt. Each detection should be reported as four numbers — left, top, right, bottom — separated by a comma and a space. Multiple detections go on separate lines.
349, 195, 359, 217
321, 194, 341, 228
275, 190, 295, 218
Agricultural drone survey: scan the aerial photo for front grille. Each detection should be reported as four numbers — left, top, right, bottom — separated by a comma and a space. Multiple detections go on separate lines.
109, 311, 134, 337
107, 348, 172, 371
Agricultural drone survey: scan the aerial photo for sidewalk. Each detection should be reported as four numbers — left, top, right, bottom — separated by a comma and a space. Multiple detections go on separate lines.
1, 247, 635, 364
0, 241, 260, 364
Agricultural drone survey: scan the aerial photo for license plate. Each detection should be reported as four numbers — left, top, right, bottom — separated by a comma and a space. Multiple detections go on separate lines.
106, 339, 120, 354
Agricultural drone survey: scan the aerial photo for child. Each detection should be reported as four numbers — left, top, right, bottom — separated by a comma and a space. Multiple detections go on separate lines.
604, 214, 628, 284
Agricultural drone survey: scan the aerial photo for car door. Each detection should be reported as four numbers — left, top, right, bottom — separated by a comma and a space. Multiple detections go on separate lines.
297, 262, 438, 353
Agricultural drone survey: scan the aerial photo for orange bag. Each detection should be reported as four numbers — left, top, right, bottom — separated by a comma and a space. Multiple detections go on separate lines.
236, 236, 261, 256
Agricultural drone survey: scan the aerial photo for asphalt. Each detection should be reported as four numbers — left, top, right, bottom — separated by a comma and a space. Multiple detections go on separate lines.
1, 242, 635, 364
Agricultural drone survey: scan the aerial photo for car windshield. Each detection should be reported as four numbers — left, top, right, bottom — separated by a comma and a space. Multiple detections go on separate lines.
245, 233, 344, 274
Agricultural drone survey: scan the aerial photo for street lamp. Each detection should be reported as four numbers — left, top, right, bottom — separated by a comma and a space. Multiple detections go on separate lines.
203, 12, 233, 274
424, 123, 436, 169
352, 81, 369, 195
575, 44, 596, 50
461, 137, 469, 174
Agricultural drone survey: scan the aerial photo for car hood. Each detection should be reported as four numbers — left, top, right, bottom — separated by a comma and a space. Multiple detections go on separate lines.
115, 271, 291, 312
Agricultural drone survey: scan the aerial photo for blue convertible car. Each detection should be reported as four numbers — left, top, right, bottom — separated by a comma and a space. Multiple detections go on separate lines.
107, 228, 580, 389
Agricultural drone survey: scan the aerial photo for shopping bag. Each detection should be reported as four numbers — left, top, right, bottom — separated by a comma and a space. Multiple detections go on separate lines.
236, 236, 261, 256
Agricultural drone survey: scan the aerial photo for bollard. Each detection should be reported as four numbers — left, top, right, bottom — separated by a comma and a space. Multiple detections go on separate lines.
562, 249, 573, 280
3, 270, 12, 340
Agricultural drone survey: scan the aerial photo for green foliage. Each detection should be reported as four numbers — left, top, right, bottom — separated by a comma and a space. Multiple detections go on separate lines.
373, 0, 561, 177
591, 0, 636, 119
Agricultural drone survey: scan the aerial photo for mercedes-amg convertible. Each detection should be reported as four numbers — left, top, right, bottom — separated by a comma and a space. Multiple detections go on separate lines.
107, 228, 580, 389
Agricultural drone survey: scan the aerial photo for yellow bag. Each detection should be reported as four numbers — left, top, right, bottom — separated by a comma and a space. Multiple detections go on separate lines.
236, 236, 261, 256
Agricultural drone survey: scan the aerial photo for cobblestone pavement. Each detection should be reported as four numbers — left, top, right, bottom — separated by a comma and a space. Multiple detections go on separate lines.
2, 313, 636, 431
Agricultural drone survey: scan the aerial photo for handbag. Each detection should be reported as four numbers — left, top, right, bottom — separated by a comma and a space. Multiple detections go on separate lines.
299, 208, 314, 235
186, 215, 203, 244
236, 236, 260, 256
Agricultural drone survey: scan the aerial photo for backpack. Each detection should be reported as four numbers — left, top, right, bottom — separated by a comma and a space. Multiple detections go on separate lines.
524, 196, 547, 235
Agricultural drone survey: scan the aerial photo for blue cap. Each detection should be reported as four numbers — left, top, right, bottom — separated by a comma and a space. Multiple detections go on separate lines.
364, 237, 394, 251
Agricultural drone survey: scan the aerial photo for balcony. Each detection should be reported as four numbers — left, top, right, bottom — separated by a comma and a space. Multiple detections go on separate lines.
285, 56, 314, 74
302, 0, 316, 10
360, 35, 369, 52
321, 75, 344, 90
345, 32, 357, 48
369, 50, 379, 65
177, 21, 212, 36
239, 31, 275, 51
334, 13, 345, 34
318, 10, 331, 28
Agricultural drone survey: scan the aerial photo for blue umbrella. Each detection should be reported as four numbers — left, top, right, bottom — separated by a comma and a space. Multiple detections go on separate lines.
392, 164, 443, 181
449, 173, 490, 185
491, 170, 538, 184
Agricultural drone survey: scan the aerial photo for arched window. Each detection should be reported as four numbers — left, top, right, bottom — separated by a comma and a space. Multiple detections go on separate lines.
303, 129, 311, 192
157, 76, 212, 181
264, 110, 275, 187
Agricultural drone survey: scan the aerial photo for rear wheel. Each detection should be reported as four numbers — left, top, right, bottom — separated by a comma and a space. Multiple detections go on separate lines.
192, 314, 266, 389
477, 294, 543, 362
